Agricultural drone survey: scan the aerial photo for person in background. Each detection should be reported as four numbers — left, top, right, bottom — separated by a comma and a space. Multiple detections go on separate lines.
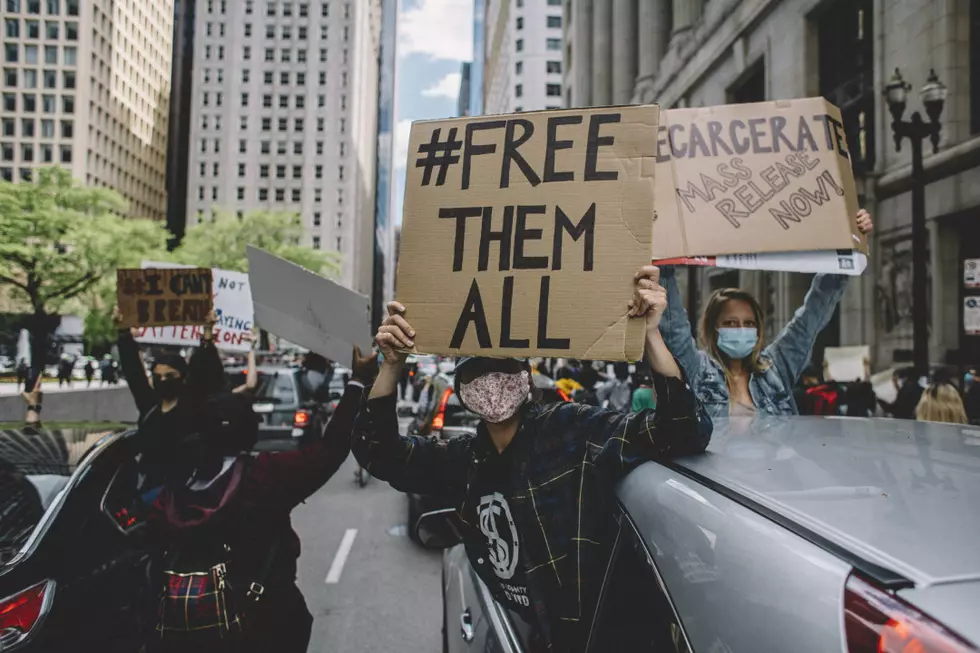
299, 352, 333, 402
57, 354, 73, 388
100, 354, 115, 386
878, 367, 924, 420
84, 357, 97, 387
915, 382, 969, 425
15, 357, 29, 391
232, 332, 260, 395
596, 362, 632, 412
964, 368, 980, 425
354, 266, 710, 652
659, 210, 874, 418
631, 368, 657, 412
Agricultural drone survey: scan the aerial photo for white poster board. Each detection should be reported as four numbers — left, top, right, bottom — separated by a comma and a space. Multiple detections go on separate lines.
965, 259, 980, 289
134, 261, 254, 352
823, 345, 870, 382
246, 246, 372, 363
655, 250, 867, 275
966, 297, 980, 336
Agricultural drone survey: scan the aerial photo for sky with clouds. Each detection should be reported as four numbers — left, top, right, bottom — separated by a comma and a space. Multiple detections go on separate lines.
392, 0, 474, 227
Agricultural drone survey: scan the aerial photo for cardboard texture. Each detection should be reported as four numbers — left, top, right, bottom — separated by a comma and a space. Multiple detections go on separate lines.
116, 268, 213, 328
655, 249, 867, 275
654, 98, 865, 263
246, 246, 373, 363
397, 106, 659, 360
135, 261, 254, 352
823, 345, 870, 382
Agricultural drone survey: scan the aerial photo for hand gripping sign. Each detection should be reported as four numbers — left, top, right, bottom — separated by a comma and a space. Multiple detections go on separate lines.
397, 106, 661, 361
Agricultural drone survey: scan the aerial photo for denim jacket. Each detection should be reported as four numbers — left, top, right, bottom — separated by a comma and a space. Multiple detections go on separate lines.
659, 268, 848, 420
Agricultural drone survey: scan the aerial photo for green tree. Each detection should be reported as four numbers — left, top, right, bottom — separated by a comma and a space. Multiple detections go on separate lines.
172, 209, 342, 276
0, 167, 169, 375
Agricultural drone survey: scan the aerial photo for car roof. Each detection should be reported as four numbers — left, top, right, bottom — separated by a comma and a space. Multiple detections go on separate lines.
673, 416, 980, 585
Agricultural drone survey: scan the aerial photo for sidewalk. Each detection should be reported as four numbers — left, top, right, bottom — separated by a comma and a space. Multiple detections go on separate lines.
0, 381, 128, 397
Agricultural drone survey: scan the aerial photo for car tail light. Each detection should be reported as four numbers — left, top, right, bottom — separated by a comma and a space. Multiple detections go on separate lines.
431, 388, 453, 431
293, 409, 311, 427
0, 581, 53, 647
844, 574, 977, 653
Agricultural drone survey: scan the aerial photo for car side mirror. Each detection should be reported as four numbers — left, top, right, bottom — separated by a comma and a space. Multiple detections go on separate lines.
415, 508, 463, 549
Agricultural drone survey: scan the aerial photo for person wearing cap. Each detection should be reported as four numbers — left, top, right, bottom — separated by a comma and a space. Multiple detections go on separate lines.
353, 265, 711, 653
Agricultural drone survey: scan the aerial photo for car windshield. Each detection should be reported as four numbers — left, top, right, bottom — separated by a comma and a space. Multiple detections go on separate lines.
0, 423, 125, 566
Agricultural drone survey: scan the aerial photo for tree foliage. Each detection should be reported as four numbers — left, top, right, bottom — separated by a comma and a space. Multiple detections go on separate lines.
171, 209, 342, 277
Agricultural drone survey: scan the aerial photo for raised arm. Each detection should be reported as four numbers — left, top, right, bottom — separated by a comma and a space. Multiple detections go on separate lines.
116, 328, 156, 417
657, 267, 707, 384
186, 311, 225, 398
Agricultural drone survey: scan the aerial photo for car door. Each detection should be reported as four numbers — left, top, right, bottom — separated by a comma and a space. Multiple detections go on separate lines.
444, 544, 522, 653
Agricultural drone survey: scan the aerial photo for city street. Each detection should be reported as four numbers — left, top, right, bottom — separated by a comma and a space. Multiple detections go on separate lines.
294, 419, 444, 653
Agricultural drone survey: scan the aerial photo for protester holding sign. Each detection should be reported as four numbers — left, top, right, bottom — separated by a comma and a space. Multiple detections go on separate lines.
352, 266, 711, 653
659, 210, 873, 419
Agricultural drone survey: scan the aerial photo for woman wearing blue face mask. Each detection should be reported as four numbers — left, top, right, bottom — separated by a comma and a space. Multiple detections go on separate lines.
658, 210, 874, 419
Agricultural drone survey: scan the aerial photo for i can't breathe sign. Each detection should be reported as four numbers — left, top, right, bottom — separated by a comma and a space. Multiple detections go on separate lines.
396, 106, 661, 361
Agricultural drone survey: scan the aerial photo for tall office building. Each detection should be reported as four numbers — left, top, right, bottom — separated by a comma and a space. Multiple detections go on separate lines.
483, 0, 565, 115
2, 0, 174, 221
470, 0, 485, 115
185, 0, 382, 293
164, 0, 195, 246
371, 0, 396, 330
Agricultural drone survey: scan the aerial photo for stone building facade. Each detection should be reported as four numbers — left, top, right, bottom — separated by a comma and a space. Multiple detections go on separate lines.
565, 0, 980, 373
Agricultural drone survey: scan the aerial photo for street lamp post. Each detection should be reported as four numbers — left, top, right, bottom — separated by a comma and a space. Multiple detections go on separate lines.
884, 68, 947, 375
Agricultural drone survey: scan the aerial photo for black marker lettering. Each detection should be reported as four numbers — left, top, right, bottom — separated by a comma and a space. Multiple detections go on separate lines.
730, 120, 751, 154
795, 116, 819, 151
544, 115, 582, 182
449, 279, 492, 349
770, 116, 797, 153
748, 118, 772, 154
715, 199, 750, 228
813, 114, 834, 151
439, 206, 483, 271
514, 205, 549, 269
552, 204, 595, 271
462, 120, 505, 190
584, 113, 621, 181
500, 276, 530, 348
707, 121, 734, 156
688, 124, 711, 158
500, 119, 542, 188
656, 126, 671, 163
137, 300, 150, 324
669, 124, 688, 158
537, 276, 570, 349
478, 205, 513, 272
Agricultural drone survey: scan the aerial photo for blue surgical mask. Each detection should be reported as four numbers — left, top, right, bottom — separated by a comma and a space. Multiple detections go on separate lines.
717, 328, 758, 360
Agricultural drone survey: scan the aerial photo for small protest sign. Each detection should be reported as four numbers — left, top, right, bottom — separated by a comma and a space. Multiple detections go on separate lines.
655, 249, 867, 275
653, 98, 865, 271
966, 297, 980, 336
965, 259, 980, 289
116, 268, 213, 328
134, 261, 254, 352
397, 106, 659, 360
246, 246, 373, 363
823, 345, 870, 382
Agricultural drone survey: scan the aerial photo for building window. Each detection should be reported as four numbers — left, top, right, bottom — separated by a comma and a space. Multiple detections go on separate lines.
60, 118, 71, 137
265, 70, 274, 84
263, 94, 273, 107
338, 165, 344, 180
316, 140, 324, 154
240, 115, 248, 129
294, 141, 303, 154
298, 26, 307, 39
547, 0, 561, 4
241, 92, 249, 106
276, 164, 285, 178
516, 61, 523, 75
292, 164, 302, 178
5, 44, 18, 64
259, 188, 268, 200
261, 141, 271, 154
278, 117, 288, 131
262, 117, 271, 131
275, 188, 285, 201
277, 141, 287, 154
297, 49, 306, 62
242, 69, 250, 83
294, 118, 304, 132
312, 236, 320, 249
0, 118, 10, 136
198, 186, 205, 200
21, 118, 33, 137
546, 38, 561, 51
267, 2, 276, 17
246, 0, 253, 13
216, 92, 223, 107
547, 15, 562, 28
291, 188, 301, 202
314, 188, 322, 202
281, 48, 291, 62
320, 48, 327, 62
245, 23, 252, 36
260, 164, 269, 177
317, 118, 324, 132
296, 95, 305, 108
45, 21, 58, 38
282, 26, 291, 39
546, 83, 561, 97
244, 46, 251, 60
238, 163, 246, 177
321, 2, 328, 16
515, 84, 523, 98
239, 140, 247, 154
237, 187, 245, 200
5, 20, 19, 39
299, 3, 308, 17
283, 2, 292, 16
61, 94, 73, 112
279, 93, 288, 107
515, 38, 523, 52
547, 60, 562, 74
319, 71, 326, 86
64, 21, 76, 39
313, 212, 321, 226
264, 48, 274, 61
213, 162, 220, 176
212, 187, 218, 201
516, 17, 523, 30
297, 72, 306, 85
2, 93, 13, 111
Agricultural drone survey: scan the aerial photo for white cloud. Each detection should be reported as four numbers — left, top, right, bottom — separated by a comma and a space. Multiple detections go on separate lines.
399, 0, 473, 62
421, 72, 462, 100
394, 118, 413, 170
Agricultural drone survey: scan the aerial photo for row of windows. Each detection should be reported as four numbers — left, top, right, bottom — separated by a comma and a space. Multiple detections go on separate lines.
198, 137, 337, 156
4, 18, 76, 40
515, 0, 562, 6
515, 60, 561, 75
515, 15, 562, 30
515, 38, 562, 53
1, 116, 73, 138
239, 92, 345, 111
5, 0, 80, 15
199, 162, 335, 179
0, 142, 72, 163
196, 183, 345, 204
514, 83, 562, 99
4, 40, 77, 65
0, 90, 73, 113
0, 68, 74, 93
239, 2, 346, 20
1, 46, 75, 72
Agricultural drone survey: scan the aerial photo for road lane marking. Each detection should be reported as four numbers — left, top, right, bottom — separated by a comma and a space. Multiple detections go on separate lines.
325, 528, 358, 584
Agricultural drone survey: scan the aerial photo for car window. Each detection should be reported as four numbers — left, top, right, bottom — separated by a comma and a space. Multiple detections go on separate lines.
592, 515, 692, 652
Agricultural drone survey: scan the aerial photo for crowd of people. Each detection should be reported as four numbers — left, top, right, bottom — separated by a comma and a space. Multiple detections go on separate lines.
14, 207, 980, 653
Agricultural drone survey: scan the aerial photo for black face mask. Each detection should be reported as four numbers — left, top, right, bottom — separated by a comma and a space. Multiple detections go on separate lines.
153, 376, 182, 400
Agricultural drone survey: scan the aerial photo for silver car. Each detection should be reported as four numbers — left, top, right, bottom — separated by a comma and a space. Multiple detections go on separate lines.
419, 416, 980, 653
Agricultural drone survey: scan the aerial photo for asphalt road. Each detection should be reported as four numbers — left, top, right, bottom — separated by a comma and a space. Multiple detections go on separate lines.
293, 417, 445, 653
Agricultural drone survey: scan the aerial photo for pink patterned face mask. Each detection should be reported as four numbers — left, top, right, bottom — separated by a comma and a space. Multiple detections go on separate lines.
459, 371, 530, 424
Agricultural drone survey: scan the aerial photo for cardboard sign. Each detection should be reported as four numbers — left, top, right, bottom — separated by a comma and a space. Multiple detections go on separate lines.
655, 249, 867, 275
653, 98, 865, 267
965, 259, 980, 289
823, 345, 870, 382
246, 246, 373, 363
116, 268, 213, 328
134, 261, 254, 352
397, 106, 658, 360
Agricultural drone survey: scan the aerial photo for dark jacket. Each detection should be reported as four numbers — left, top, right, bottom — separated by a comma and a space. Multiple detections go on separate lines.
146, 383, 363, 653
352, 374, 710, 653
878, 381, 924, 420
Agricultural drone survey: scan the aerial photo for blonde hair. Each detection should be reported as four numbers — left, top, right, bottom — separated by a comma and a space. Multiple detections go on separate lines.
698, 288, 770, 388
915, 383, 968, 425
